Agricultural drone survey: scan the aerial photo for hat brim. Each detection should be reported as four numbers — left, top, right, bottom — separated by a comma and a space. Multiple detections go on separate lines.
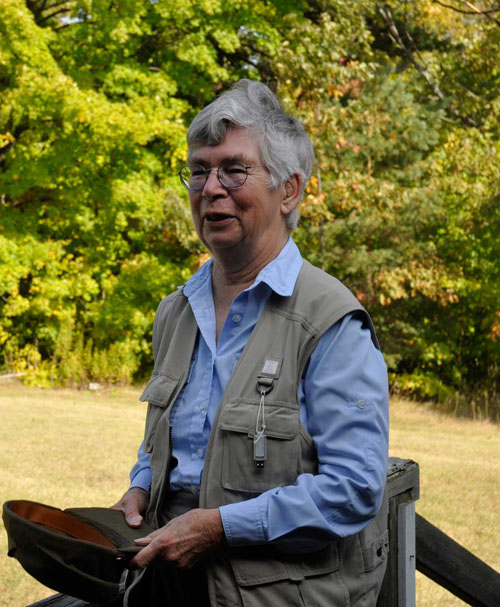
3, 500, 153, 603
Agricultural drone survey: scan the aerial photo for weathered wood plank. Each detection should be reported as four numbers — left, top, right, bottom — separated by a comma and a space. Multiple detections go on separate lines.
27, 596, 80, 607
416, 513, 500, 607
27, 593, 123, 607
386, 457, 419, 501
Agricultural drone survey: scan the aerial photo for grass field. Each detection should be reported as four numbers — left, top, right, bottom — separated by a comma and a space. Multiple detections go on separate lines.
1, 382, 499, 607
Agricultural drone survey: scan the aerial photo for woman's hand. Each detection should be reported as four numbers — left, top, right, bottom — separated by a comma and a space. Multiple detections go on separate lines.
129, 508, 224, 569
111, 487, 150, 528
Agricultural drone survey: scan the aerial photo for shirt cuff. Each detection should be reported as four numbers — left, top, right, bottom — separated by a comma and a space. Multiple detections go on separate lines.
129, 469, 152, 493
219, 496, 268, 546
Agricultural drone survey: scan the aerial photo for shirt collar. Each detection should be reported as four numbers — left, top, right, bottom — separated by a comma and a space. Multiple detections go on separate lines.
251, 238, 302, 296
181, 237, 303, 299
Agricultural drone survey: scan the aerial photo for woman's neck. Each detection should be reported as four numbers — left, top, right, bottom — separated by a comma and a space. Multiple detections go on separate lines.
210, 234, 289, 341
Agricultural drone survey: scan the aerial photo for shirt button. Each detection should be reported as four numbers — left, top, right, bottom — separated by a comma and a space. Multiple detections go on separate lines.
232, 314, 242, 323
357, 399, 366, 409
197, 448, 203, 458
199, 401, 206, 410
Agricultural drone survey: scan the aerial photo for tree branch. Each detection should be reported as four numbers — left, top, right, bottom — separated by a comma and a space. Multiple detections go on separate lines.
38, 8, 73, 26
432, 0, 500, 23
54, 19, 95, 32
27, 0, 75, 26
378, 5, 480, 128
456, 0, 500, 25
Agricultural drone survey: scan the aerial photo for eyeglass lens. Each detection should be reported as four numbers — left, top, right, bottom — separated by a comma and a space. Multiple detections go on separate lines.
181, 163, 248, 190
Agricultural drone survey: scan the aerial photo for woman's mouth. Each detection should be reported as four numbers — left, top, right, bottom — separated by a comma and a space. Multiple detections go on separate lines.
204, 213, 234, 224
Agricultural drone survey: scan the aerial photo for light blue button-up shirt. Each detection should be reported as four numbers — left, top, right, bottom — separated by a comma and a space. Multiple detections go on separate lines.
130, 238, 389, 550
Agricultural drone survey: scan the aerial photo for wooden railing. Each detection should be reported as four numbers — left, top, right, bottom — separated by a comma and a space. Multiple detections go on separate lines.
416, 514, 500, 607
26, 457, 500, 607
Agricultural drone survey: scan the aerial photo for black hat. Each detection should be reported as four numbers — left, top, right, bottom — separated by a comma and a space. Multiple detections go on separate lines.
3, 500, 154, 603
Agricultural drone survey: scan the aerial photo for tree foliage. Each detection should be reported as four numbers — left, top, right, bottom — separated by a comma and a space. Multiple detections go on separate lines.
1, 0, 499, 417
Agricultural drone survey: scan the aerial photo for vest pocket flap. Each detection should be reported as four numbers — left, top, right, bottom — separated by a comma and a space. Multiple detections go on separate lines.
139, 373, 179, 407
141, 374, 180, 453
230, 543, 339, 587
219, 399, 299, 440
362, 529, 389, 572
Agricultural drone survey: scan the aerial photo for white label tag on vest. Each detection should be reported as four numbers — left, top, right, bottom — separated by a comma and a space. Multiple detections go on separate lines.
261, 357, 282, 377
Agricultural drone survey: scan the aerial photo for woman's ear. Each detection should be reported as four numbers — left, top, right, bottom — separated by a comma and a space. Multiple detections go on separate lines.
280, 173, 302, 216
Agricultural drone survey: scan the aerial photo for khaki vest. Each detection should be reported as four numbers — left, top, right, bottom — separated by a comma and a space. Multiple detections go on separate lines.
138, 260, 388, 607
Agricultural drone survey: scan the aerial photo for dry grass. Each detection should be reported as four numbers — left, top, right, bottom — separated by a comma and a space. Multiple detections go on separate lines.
0, 381, 146, 606
389, 398, 500, 606
0, 382, 499, 606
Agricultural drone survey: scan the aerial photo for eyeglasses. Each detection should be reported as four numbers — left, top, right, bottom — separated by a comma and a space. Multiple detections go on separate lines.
178, 162, 263, 191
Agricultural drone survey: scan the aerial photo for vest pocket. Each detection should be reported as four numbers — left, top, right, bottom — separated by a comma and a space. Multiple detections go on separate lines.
229, 543, 339, 586
362, 529, 389, 572
219, 399, 301, 494
140, 373, 179, 453
210, 545, 341, 607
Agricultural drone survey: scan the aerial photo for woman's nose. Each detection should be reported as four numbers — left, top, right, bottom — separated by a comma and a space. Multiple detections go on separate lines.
202, 168, 225, 196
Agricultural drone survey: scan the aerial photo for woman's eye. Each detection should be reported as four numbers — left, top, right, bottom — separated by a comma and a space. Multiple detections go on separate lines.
190, 168, 206, 177
224, 165, 246, 174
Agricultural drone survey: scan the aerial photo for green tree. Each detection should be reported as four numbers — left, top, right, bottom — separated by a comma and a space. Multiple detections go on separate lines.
1, 0, 499, 416
0, 0, 309, 383
1, 0, 192, 383
282, 1, 500, 414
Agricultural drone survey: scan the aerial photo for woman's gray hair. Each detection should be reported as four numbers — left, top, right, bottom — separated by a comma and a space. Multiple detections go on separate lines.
187, 79, 315, 231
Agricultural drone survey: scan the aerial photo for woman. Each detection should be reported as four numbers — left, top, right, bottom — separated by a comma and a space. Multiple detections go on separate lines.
114, 79, 389, 607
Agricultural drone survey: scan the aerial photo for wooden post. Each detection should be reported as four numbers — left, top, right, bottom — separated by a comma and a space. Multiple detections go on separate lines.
377, 457, 420, 607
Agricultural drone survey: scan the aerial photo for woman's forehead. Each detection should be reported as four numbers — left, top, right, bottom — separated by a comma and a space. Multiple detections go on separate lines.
188, 128, 262, 165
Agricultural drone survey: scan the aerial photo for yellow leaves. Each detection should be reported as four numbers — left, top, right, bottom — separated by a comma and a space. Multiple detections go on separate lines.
306, 176, 319, 192
490, 312, 500, 341
4, 292, 30, 317
197, 252, 211, 268
299, 192, 333, 226
0, 132, 14, 147
376, 269, 407, 304
378, 294, 392, 306
355, 290, 366, 303
334, 138, 361, 154
375, 261, 460, 306
325, 85, 344, 99
9, 344, 42, 375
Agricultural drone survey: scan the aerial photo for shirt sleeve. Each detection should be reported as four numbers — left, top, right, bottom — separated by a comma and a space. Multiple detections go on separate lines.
219, 313, 389, 551
129, 441, 152, 492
